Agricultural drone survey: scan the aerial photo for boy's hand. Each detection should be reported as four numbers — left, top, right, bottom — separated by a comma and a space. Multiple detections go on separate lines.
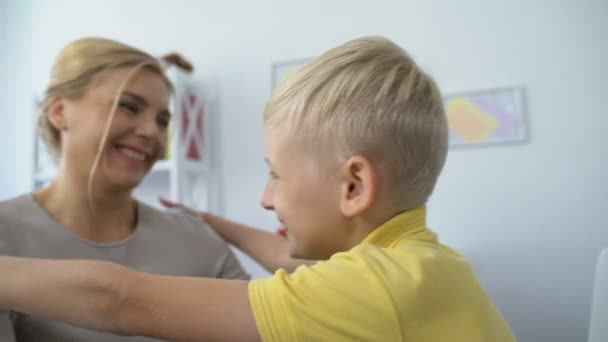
157, 199, 308, 272
159, 197, 288, 239
158, 196, 203, 218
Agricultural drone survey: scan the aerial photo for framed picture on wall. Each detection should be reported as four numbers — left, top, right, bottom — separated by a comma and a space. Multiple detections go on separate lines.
443, 87, 528, 147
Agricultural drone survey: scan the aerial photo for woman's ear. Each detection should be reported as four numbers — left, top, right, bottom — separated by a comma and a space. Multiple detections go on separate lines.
339, 155, 377, 217
46, 96, 69, 131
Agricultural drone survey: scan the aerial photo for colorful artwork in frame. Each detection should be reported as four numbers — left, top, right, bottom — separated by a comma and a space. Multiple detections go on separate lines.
443, 87, 527, 146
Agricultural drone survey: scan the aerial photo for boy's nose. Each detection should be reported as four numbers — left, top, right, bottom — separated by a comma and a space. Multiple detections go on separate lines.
260, 191, 274, 211
260, 197, 274, 211
260, 182, 275, 210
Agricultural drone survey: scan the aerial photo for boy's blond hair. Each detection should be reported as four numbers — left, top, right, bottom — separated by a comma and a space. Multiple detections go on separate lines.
265, 36, 448, 209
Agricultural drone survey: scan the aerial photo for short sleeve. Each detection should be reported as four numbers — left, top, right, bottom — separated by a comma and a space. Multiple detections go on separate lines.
248, 250, 399, 342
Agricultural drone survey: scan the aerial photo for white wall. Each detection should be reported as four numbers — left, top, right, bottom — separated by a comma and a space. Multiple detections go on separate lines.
0, 1, 607, 341
0, 1, 5, 125
0, 1, 5, 68
0, 0, 36, 198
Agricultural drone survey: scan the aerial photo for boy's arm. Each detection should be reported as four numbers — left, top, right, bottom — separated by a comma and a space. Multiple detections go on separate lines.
159, 198, 314, 273
202, 213, 314, 273
0, 256, 261, 342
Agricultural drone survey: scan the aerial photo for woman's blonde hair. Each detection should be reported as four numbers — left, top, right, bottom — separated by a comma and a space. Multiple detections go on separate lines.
265, 36, 448, 209
39, 37, 192, 212
39, 37, 192, 160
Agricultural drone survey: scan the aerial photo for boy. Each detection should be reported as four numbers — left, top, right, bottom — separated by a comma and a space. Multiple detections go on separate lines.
0, 36, 516, 341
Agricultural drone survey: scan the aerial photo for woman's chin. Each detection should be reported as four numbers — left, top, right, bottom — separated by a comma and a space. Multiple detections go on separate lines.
106, 173, 146, 192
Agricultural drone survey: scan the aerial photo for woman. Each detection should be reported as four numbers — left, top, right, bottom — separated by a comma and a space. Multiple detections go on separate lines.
0, 37, 248, 342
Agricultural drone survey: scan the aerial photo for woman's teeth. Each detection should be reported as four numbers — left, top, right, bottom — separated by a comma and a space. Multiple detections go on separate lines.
119, 147, 146, 161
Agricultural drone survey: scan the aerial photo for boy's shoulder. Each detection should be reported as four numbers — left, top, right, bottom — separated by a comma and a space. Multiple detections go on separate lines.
249, 244, 407, 341
251, 240, 514, 342
278, 239, 474, 304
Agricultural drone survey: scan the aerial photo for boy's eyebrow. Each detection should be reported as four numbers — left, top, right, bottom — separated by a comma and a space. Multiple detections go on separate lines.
123, 91, 171, 117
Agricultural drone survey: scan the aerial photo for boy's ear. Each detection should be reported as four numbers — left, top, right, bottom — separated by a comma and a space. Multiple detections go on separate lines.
339, 155, 376, 217
46, 96, 69, 131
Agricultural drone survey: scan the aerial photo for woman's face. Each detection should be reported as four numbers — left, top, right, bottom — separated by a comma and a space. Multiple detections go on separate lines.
52, 67, 171, 191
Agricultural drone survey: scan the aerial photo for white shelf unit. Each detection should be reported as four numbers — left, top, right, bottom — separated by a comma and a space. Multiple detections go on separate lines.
33, 68, 213, 211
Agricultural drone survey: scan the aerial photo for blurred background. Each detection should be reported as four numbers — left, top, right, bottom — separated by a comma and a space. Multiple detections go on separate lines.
1, 1, 607, 341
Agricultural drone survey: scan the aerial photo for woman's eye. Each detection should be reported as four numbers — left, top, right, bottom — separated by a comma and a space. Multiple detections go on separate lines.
119, 101, 139, 114
269, 171, 279, 180
156, 115, 170, 129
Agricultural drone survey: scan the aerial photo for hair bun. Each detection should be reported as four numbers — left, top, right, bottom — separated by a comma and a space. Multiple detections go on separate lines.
161, 53, 194, 73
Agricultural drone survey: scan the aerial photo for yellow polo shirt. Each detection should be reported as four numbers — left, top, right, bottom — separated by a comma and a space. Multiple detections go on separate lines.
249, 207, 516, 341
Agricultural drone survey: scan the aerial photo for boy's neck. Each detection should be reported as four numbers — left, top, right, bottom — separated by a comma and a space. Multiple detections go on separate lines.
343, 205, 408, 250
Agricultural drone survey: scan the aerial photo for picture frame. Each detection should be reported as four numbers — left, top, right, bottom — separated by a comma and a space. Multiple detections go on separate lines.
443, 87, 528, 147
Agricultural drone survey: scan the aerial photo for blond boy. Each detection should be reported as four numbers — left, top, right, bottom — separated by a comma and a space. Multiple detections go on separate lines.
0, 37, 516, 341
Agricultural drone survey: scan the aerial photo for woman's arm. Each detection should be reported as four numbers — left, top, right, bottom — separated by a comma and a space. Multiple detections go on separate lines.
0, 256, 260, 341
159, 198, 314, 273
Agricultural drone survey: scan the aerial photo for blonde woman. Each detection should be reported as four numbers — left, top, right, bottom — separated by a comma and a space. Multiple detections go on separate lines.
0, 37, 248, 342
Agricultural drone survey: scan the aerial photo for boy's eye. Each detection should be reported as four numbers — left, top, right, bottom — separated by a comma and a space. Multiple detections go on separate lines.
119, 101, 139, 114
269, 171, 279, 180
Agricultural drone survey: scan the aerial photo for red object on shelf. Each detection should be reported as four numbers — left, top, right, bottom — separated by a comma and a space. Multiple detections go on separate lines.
181, 92, 205, 161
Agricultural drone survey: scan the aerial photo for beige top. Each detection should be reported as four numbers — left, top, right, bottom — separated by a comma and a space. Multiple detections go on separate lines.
0, 194, 249, 342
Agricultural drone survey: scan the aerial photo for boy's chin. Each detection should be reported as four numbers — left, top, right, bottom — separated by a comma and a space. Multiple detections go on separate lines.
288, 242, 310, 260
287, 245, 302, 259
289, 244, 331, 261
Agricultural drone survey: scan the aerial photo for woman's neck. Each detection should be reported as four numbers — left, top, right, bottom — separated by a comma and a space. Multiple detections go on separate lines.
34, 171, 138, 243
